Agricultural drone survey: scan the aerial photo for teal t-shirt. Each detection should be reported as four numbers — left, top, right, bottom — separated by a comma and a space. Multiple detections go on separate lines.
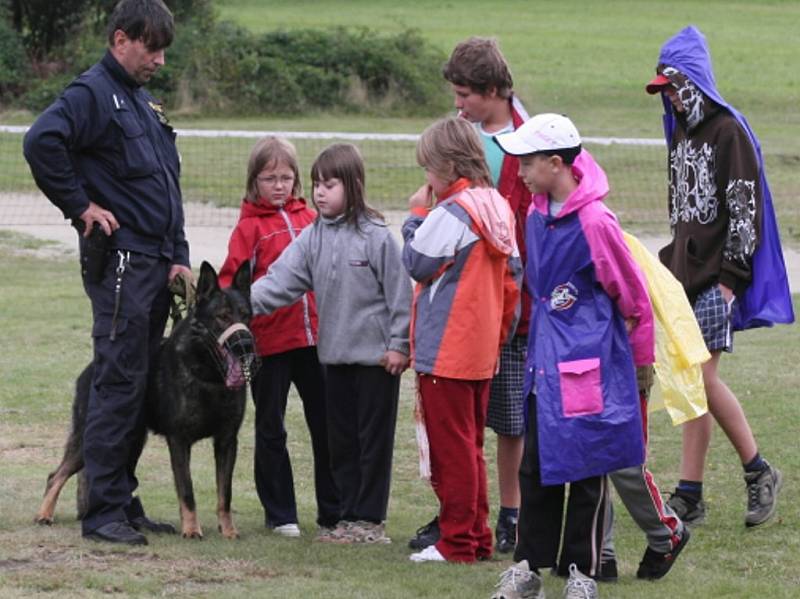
478, 121, 513, 187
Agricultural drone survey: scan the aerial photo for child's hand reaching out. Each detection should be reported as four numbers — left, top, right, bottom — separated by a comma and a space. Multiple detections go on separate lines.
380, 350, 409, 376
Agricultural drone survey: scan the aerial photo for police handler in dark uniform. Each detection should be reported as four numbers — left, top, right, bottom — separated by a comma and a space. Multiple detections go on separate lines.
23, 0, 191, 546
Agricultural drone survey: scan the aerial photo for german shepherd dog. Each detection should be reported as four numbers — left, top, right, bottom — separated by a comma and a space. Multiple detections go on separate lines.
35, 261, 259, 539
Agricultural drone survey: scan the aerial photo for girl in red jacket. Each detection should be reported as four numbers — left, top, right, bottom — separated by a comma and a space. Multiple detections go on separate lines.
219, 137, 340, 538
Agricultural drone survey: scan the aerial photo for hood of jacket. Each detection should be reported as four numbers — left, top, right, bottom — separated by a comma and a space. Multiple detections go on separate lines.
238, 196, 311, 220
656, 26, 756, 155
532, 149, 609, 219
454, 186, 518, 257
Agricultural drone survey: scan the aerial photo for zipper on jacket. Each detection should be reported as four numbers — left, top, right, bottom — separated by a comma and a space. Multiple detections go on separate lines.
279, 208, 315, 345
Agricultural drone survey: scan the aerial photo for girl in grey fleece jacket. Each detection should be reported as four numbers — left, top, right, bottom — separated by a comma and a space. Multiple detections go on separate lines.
250, 143, 412, 544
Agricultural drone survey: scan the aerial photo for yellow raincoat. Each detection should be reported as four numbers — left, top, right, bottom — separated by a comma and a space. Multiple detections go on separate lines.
624, 232, 709, 425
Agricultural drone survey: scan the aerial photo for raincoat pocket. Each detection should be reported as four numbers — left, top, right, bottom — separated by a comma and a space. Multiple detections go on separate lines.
558, 357, 603, 417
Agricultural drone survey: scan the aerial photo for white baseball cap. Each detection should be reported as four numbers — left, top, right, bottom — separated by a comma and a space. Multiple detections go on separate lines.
493, 113, 581, 156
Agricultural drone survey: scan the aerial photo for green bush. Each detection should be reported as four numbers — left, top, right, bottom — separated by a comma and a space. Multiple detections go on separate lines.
20, 73, 73, 112
0, 19, 29, 99
176, 24, 450, 116
13, 30, 104, 112
10, 0, 93, 58
3, 2, 450, 117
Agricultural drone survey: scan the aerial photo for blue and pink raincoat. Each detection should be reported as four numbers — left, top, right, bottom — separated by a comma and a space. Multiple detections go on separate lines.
523, 150, 653, 485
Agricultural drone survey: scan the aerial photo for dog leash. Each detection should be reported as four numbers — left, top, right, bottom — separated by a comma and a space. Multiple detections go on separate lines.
168, 271, 196, 328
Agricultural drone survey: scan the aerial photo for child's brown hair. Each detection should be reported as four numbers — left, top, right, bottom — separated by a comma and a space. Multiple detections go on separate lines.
310, 143, 383, 225
442, 37, 513, 99
245, 136, 302, 203
416, 117, 492, 187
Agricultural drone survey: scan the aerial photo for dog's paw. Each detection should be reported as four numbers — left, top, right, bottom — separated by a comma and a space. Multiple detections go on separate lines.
181, 527, 204, 539
218, 524, 239, 539
34, 515, 54, 526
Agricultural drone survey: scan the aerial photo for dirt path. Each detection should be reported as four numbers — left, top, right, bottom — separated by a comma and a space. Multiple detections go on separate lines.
3, 198, 799, 292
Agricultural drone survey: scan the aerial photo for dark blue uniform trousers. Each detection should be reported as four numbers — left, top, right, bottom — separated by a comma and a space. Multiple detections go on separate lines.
81, 251, 171, 535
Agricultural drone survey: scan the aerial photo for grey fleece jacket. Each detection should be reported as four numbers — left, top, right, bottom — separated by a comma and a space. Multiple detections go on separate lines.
250, 214, 412, 366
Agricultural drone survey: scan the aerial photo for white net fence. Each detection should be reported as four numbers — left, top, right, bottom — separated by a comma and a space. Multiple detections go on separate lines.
1, 124, 668, 228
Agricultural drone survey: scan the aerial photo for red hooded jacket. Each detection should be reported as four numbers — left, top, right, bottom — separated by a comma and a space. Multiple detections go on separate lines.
219, 197, 319, 357
496, 95, 533, 335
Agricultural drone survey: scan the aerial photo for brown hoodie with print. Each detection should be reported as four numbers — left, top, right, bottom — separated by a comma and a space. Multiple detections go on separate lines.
657, 69, 762, 302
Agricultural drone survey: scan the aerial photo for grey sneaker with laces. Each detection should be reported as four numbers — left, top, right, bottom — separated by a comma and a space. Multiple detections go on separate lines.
348, 520, 392, 544
666, 492, 706, 525
563, 563, 598, 599
744, 462, 783, 527
491, 560, 545, 599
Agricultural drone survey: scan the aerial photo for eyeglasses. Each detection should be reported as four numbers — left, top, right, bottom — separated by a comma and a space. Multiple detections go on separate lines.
257, 175, 295, 186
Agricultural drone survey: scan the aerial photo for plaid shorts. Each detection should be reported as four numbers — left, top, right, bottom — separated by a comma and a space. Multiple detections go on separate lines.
693, 285, 734, 353
487, 335, 527, 436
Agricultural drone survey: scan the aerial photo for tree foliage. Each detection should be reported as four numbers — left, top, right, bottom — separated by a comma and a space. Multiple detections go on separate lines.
3, 0, 449, 117
5, 0, 214, 59
8, 0, 94, 58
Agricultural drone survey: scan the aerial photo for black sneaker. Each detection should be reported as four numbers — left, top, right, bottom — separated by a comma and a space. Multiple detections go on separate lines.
666, 492, 706, 525
408, 516, 440, 550
495, 515, 517, 554
636, 526, 690, 580
597, 558, 618, 582
744, 462, 783, 527
130, 515, 177, 534
84, 521, 148, 546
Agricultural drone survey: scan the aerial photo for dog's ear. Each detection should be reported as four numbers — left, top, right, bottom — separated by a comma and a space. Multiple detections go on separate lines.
196, 261, 220, 301
232, 261, 251, 298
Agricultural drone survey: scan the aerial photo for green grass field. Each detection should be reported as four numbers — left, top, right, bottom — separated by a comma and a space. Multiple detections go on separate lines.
213, 0, 800, 147
1, 233, 798, 598
2, 0, 799, 241
1, 4, 799, 594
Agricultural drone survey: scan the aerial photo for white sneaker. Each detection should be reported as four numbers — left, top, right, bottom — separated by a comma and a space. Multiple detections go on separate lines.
410, 544, 446, 562
272, 523, 301, 538
563, 563, 598, 599
491, 560, 545, 599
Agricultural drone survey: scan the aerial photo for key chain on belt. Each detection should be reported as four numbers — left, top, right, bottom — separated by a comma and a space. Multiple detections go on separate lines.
109, 250, 129, 341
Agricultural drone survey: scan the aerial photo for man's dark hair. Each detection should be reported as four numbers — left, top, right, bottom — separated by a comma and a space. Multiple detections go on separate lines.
536, 146, 582, 166
443, 37, 514, 99
107, 0, 175, 51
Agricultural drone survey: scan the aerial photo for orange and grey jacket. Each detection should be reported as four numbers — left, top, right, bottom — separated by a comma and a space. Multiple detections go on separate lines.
402, 179, 522, 381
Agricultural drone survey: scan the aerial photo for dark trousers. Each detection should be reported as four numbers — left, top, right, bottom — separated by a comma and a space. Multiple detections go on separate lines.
251, 346, 340, 527
81, 251, 170, 534
514, 394, 607, 577
325, 364, 399, 523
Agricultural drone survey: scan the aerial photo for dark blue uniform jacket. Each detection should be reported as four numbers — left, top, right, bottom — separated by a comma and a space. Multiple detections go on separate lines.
23, 51, 189, 265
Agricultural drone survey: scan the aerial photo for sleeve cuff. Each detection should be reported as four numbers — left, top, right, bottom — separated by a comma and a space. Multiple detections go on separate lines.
389, 340, 410, 356
410, 206, 430, 218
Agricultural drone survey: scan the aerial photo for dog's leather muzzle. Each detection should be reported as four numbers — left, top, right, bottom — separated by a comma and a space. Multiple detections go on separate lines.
214, 323, 260, 389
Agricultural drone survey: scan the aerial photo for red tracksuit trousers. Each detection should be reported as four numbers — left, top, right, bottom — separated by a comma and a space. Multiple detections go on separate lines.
419, 374, 492, 563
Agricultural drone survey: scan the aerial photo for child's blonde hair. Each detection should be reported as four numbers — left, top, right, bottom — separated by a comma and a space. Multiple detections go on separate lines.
416, 117, 491, 187
310, 143, 383, 225
245, 136, 302, 203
